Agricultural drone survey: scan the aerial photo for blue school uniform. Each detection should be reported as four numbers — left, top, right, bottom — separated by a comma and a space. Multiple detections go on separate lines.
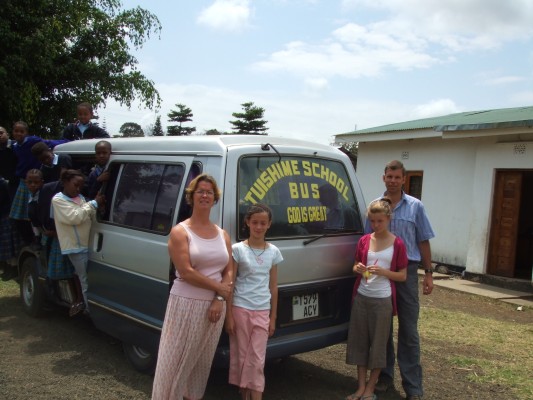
10, 136, 66, 220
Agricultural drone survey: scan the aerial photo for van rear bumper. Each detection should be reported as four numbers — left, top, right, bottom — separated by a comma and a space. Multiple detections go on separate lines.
214, 322, 348, 367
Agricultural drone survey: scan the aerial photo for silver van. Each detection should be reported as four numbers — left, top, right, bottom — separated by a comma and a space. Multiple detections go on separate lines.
18, 135, 365, 372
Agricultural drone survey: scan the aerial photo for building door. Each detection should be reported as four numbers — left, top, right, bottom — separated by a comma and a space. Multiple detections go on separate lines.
487, 171, 522, 277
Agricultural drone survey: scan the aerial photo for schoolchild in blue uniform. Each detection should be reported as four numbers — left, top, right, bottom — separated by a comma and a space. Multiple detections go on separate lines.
61, 102, 110, 140
30, 141, 73, 183
86, 140, 111, 199
9, 121, 65, 245
26, 169, 45, 249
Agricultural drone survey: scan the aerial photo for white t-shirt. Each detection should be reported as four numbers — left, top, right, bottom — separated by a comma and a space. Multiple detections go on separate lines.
232, 241, 283, 310
357, 245, 393, 298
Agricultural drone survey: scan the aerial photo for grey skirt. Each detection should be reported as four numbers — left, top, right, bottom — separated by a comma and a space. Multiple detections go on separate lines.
346, 293, 392, 369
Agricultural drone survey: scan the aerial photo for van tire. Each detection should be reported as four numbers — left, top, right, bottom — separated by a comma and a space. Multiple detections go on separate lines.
122, 342, 156, 374
20, 257, 45, 317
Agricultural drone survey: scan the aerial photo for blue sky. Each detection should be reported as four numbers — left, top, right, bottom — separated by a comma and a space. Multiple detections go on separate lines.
100, 0, 533, 144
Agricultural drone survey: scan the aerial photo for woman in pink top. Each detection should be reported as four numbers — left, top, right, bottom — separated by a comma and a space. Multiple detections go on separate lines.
152, 174, 233, 400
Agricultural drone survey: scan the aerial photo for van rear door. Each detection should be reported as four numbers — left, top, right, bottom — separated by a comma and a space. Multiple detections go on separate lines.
221, 144, 365, 359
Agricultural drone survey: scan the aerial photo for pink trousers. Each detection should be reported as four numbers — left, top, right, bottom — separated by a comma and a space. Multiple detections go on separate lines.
228, 306, 270, 392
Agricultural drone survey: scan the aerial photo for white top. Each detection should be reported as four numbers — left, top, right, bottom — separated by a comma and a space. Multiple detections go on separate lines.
357, 245, 393, 298
232, 241, 283, 310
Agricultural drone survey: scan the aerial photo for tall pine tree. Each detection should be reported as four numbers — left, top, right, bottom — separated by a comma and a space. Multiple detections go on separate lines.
229, 102, 268, 135
167, 104, 196, 136
152, 115, 164, 136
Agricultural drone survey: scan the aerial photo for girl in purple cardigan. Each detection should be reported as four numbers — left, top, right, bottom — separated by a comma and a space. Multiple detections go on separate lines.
345, 198, 408, 400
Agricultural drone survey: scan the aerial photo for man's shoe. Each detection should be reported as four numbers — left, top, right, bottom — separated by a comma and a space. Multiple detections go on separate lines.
406, 395, 422, 400
374, 378, 393, 392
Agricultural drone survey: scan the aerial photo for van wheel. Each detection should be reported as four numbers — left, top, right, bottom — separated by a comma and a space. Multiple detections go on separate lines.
122, 342, 156, 374
20, 257, 45, 317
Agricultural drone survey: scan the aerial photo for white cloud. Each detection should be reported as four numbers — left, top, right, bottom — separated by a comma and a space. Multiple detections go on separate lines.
346, 0, 533, 49
484, 76, 526, 86
304, 77, 329, 92
197, 0, 252, 32
253, 0, 533, 82
411, 99, 461, 119
100, 83, 421, 144
477, 70, 527, 86
252, 25, 439, 80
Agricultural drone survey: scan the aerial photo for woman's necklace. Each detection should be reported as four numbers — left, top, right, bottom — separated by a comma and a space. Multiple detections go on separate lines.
247, 241, 266, 265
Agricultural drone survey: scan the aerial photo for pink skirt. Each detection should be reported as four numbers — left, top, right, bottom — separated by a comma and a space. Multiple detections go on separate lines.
228, 306, 270, 392
152, 295, 225, 400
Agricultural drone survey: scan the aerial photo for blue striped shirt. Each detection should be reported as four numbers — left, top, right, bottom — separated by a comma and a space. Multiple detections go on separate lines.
365, 192, 435, 262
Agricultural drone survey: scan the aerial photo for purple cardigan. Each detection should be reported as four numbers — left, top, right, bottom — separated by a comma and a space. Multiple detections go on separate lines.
352, 234, 408, 315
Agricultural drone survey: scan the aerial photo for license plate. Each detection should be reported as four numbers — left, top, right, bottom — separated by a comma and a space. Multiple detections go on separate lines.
292, 293, 319, 320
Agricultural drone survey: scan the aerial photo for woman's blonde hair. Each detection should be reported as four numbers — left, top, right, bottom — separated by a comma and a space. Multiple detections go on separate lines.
184, 174, 221, 206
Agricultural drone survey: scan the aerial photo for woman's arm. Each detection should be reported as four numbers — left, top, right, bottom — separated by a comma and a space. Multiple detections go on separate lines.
224, 256, 238, 335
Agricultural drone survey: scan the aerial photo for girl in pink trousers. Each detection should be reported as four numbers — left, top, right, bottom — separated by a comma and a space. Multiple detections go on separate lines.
225, 204, 283, 400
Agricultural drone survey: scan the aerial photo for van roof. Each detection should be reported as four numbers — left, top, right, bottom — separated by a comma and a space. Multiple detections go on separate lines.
54, 135, 340, 157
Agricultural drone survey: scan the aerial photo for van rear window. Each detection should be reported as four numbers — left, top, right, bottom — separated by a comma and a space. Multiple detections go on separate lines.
237, 156, 362, 239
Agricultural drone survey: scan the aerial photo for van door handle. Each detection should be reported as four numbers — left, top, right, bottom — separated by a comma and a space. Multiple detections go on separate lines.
95, 233, 103, 252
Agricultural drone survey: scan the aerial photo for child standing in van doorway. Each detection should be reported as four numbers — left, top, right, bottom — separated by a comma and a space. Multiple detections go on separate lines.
86, 140, 111, 199
52, 170, 105, 316
25, 169, 45, 249
226, 203, 283, 400
345, 198, 408, 400
61, 102, 110, 141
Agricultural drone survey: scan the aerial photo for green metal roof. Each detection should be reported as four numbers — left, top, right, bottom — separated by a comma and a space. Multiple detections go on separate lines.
338, 105, 533, 136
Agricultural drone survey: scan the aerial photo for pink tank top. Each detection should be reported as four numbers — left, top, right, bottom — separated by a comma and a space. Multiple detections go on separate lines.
169, 222, 229, 300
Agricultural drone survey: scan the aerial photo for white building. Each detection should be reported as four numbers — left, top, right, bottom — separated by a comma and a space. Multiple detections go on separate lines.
335, 106, 533, 287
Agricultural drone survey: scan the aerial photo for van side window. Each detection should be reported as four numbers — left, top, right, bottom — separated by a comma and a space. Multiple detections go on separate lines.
103, 163, 185, 234
237, 156, 363, 239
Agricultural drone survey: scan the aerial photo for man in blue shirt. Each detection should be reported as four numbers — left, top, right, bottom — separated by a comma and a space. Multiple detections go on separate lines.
369, 160, 435, 400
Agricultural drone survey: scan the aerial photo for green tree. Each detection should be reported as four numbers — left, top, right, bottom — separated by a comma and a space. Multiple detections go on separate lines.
204, 129, 223, 135
339, 142, 358, 171
229, 102, 268, 135
119, 122, 144, 137
167, 103, 196, 136
152, 115, 164, 136
0, 0, 161, 137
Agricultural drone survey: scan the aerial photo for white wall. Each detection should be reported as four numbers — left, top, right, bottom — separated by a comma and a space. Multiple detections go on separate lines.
357, 137, 532, 273
357, 137, 477, 267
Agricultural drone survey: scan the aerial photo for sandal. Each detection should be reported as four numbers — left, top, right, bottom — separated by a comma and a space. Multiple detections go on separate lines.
69, 302, 85, 317
345, 394, 361, 400
361, 395, 377, 400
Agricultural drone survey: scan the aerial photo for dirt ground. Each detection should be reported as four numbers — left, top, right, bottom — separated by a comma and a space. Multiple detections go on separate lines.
0, 278, 531, 400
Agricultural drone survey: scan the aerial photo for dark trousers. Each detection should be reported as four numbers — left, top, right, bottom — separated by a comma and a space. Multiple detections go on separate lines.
381, 262, 423, 397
